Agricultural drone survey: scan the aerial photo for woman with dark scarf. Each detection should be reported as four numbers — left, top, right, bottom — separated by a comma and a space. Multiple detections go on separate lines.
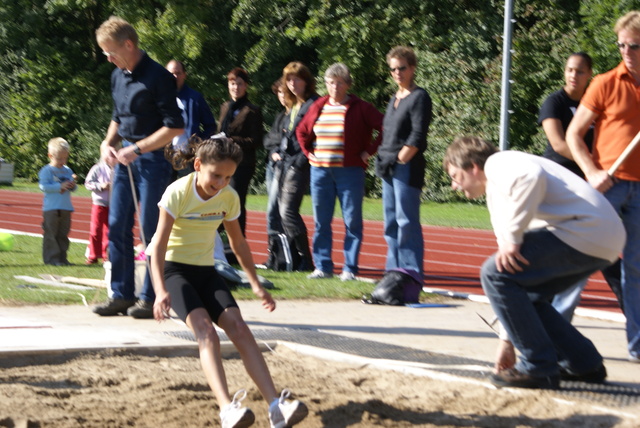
218, 67, 264, 235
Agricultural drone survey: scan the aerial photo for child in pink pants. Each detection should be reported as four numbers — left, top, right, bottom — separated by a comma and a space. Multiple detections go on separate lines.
84, 159, 112, 264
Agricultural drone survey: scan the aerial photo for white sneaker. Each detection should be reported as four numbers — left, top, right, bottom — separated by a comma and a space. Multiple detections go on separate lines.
629, 353, 640, 363
307, 269, 333, 279
220, 389, 255, 428
268, 389, 309, 428
339, 271, 356, 281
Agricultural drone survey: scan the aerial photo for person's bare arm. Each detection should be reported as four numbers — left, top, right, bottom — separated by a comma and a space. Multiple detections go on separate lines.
566, 105, 613, 192
495, 339, 516, 373
115, 126, 184, 166
397, 145, 419, 164
542, 118, 573, 159
101, 120, 122, 167
225, 218, 276, 312
151, 208, 175, 321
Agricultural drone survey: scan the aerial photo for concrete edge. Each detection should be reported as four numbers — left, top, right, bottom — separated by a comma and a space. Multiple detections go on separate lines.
0, 340, 279, 367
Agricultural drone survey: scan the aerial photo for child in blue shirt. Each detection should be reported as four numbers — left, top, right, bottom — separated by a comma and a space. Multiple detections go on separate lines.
38, 137, 77, 265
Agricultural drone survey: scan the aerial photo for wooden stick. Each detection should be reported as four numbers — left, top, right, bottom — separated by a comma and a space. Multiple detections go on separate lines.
608, 130, 640, 175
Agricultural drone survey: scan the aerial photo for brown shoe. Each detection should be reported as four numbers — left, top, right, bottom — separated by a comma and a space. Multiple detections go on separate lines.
92, 298, 136, 316
490, 368, 560, 389
127, 299, 154, 319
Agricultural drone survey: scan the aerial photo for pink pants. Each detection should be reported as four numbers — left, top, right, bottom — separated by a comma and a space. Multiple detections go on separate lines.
88, 204, 109, 261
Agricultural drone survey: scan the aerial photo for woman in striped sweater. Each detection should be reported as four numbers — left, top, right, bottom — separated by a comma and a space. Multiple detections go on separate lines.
297, 63, 383, 281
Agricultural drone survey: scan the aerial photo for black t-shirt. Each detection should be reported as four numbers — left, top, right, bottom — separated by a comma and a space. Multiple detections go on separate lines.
538, 89, 593, 178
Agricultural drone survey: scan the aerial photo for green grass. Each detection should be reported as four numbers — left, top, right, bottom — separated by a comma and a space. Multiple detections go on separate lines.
0, 234, 380, 305
0, 181, 490, 306
0, 234, 108, 306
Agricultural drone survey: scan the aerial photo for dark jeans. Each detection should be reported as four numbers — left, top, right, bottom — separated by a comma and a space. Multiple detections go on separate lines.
42, 209, 71, 264
108, 146, 172, 302
274, 161, 309, 238
481, 229, 611, 377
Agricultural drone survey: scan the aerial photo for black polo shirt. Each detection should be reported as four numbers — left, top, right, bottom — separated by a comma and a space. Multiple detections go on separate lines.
110, 51, 184, 143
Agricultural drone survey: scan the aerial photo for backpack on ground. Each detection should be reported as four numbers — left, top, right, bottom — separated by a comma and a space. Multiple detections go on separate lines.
265, 233, 293, 272
363, 269, 421, 306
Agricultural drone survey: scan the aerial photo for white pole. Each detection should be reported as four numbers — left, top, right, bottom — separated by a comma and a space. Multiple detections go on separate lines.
608, 129, 640, 175
499, 0, 515, 151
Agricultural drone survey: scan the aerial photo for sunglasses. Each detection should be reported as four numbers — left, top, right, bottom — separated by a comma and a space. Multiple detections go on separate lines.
389, 66, 408, 73
616, 42, 640, 51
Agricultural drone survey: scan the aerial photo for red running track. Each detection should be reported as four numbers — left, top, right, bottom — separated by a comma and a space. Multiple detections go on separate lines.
0, 188, 621, 314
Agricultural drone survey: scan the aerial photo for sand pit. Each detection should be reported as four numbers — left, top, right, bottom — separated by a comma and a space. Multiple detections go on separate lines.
0, 345, 637, 427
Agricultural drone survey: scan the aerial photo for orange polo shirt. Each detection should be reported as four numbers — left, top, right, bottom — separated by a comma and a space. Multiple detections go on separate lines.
581, 62, 640, 181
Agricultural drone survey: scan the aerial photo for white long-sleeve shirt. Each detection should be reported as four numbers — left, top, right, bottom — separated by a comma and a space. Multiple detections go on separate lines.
84, 162, 113, 207
485, 151, 625, 263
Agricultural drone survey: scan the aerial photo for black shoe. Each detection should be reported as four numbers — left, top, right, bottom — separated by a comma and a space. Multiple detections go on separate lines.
93, 298, 136, 316
560, 364, 607, 383
490, 368, 560, 389
292, 234, 314, 272
127, 299, 154, 319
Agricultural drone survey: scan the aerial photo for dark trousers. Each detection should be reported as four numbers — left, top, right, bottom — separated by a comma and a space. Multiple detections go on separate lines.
230, 161, 256, 235
42, 209, 71, 264
275, 161, 309, 238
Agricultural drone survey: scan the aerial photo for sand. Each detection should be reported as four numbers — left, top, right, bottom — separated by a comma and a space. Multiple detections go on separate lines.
0, 346, 637, 428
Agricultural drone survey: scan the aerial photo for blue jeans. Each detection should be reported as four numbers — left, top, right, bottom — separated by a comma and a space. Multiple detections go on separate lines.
381, 163, 424, 278
481, 230, 610, 376
108, 146, 172, 302
310, 166, 365, 274
551, 277, 588, 322
604, 180, 640, 357
265, 159, 275, 192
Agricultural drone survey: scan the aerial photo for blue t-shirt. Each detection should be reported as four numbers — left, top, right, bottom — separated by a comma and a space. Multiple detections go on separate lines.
38, 164, 75, 212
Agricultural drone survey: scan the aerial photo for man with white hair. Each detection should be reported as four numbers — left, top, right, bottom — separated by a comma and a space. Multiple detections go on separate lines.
92, 16, 184, 319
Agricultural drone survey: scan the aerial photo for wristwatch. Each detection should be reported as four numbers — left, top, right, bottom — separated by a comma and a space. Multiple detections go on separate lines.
133, 143, 142, 156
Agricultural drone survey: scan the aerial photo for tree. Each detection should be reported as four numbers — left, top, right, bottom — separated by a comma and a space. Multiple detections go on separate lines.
0, 0, 110, 180
0, 0, 635, 202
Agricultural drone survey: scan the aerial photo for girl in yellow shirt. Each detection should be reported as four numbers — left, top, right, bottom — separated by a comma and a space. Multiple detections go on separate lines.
151, 136, 308, 428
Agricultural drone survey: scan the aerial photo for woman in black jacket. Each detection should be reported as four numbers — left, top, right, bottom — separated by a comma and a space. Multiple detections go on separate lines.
266, 62, 318, 271
218, 67, 263, 235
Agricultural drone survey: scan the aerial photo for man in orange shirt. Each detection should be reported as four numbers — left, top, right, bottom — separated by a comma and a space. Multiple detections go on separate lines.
567, 11, 640, 363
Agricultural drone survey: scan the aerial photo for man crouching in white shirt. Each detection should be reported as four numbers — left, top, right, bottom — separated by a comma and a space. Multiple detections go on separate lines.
443, 136, 625, 389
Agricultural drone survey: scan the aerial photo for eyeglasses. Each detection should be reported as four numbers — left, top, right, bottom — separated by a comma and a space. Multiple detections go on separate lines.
389, 66, 408, 73
616, 42, 640, 51
102, 51, 117, 57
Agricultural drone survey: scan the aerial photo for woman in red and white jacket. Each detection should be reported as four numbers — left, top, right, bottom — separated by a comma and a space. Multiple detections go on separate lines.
297, 62, 383, 281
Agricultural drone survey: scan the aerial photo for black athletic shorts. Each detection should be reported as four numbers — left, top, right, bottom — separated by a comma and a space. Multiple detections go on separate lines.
164, 261, 239, 324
